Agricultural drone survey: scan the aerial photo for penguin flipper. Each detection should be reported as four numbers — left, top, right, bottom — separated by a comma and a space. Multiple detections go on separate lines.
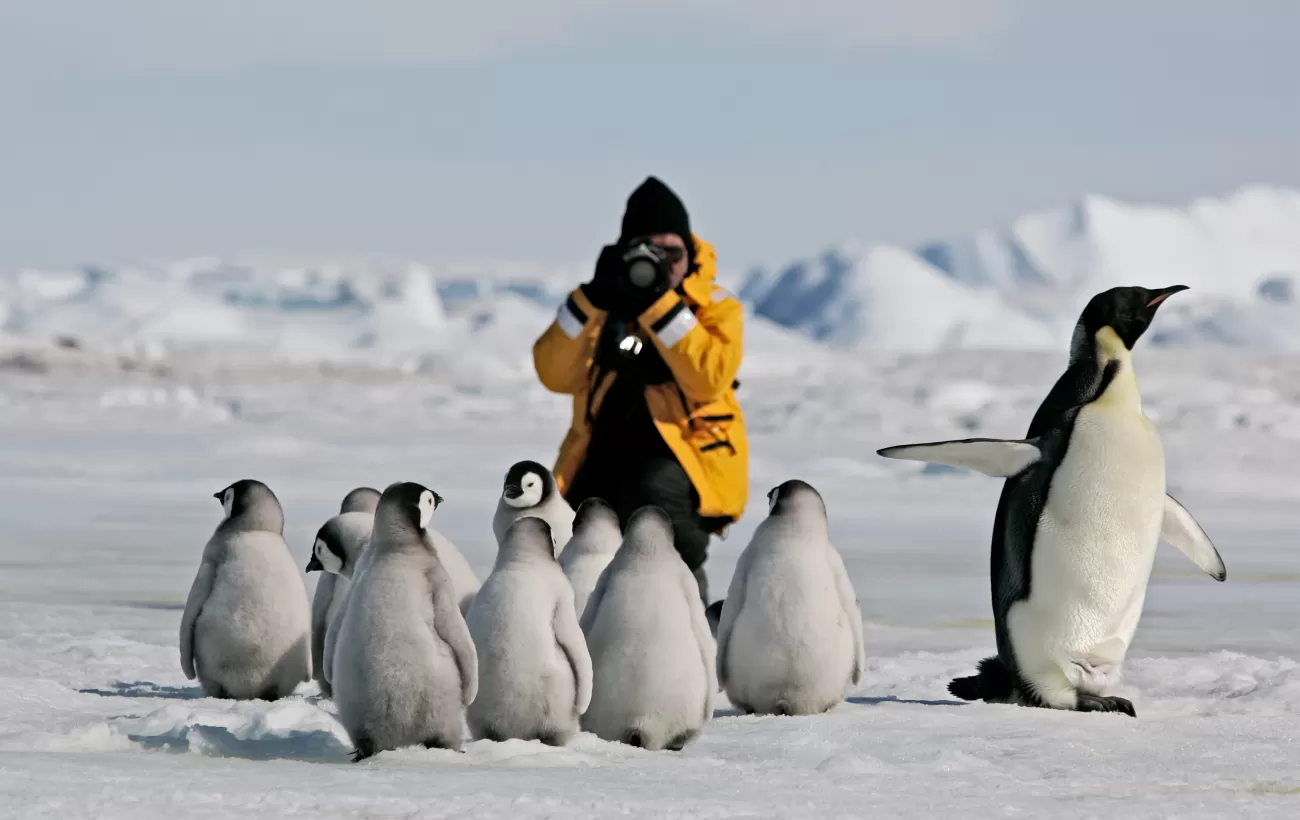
179, 561, 217, 680
876, 437, 1042, 478
552, 592, 593, 716
1160, 494, 1227, 581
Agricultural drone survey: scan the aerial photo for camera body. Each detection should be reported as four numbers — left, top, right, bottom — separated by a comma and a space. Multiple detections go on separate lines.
620, 237, 671, 296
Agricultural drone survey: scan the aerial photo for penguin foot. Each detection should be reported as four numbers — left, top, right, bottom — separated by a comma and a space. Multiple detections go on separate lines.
665, 730, 696, 752
1075, 694, 1136, 717
351, 741, 376, 763
623, 729, 645, 748
948, 656, 1015, 702
538, 731, 571, 748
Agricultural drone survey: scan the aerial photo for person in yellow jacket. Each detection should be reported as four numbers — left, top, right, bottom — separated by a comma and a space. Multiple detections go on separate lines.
533, 176, 748, 605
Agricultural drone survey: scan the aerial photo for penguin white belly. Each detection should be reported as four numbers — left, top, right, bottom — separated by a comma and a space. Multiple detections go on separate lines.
1007, 403, 1165, 707
726, 550, 855, 713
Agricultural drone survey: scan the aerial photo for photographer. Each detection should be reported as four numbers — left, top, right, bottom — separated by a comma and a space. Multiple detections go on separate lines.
533, 176, 749, 605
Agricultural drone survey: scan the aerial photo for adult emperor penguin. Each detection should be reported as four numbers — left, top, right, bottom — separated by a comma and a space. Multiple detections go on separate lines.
180, 479, 313, 700
557, 497, 623, 618
716, 480, 865, 716
305, 500, 375, 697
492, 460, 575, 555
331, 481, 479, 760
465, 516, 592, 746
580, 506, 716, 751
877, 285, 1226, 718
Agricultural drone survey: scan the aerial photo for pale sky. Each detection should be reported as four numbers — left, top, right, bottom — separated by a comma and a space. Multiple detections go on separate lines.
1, 0, 1297, 273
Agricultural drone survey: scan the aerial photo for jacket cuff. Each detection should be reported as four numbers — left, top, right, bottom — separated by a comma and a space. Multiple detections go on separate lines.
638, 290, 698, 349
557, 288, 606, 338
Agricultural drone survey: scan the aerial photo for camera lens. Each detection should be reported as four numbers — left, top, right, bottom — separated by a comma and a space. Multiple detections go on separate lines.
627, 258, 658, 288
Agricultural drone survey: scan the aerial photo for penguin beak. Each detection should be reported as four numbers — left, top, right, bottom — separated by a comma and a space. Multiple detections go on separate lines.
433, 491, 444, 508
212, 491, 223, 500
502, 485, 521, 500
1145, 285, 1188, 310
305, 554, 323, 573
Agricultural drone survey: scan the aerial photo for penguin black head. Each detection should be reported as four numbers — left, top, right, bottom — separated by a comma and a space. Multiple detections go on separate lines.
377, 481, 443, 533
501, 460, 554, 510
306, 522, 344, 574
766, 479, 827, 518
574, 496, 619, 529
339, 486, 381, 514
1074, 285, 1188, 357
213, 479, 284, 534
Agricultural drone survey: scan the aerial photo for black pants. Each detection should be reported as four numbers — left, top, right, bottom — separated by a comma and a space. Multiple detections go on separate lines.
566, 452, 724, 603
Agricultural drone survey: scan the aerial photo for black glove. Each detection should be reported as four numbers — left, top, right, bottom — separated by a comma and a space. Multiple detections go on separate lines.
580, 243, 667, 321
579, 244, 622, 313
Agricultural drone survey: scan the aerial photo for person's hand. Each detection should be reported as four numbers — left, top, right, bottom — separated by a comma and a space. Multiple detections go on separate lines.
580, 245, 622, 313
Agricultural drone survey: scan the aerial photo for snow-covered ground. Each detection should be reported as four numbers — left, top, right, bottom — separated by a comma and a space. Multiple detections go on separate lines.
2, 185, 1299, 816
2, 336, 1298, 818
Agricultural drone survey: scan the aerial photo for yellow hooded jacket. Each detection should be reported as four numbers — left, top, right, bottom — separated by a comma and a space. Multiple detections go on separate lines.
532, 235, 749, 529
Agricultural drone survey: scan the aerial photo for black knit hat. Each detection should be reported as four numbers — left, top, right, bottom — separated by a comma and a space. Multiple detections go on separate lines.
620, 176, 691, 246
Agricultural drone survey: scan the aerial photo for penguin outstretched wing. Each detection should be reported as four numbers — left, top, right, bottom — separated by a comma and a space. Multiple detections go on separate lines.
179, 561, 217, 680
428, 567, 479, 707
1161, 494, 1227, 581
827, 546, 866, 686
552, 596, 593, 716
877, 437, 1043, 478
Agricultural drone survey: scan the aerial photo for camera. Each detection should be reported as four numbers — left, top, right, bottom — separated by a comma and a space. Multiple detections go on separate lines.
620, 237, 671, 294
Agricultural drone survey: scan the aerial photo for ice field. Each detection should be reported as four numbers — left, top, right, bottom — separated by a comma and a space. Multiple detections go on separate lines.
1, 338, 1298, 818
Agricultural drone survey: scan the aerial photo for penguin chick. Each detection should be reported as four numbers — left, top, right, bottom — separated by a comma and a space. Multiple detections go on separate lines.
558, 497, 622, 618
180, 479, 313, 700
580, 506, 716, 752
492, 460, 575, 555
466, 516, 592, 746
339, 486, 381, 514
716, 480, 865, 716
331, 481, 479, 761
306, 509, 374, 696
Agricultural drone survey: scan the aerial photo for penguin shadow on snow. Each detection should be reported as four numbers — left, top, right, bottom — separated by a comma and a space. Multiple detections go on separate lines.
118, 718, 354, 763
78, 680, 208, 700
848, 695, 968, 708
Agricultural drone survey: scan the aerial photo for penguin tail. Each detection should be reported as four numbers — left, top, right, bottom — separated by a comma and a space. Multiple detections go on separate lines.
948, 656, 1014, 702
774, 699, 791, 717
